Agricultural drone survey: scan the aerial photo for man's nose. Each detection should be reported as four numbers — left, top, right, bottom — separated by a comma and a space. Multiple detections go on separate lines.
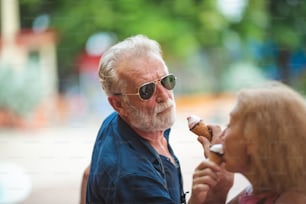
155, 82, 169, 102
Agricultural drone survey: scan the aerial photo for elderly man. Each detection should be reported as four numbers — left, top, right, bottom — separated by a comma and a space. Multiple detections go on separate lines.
86, 34, 186, 203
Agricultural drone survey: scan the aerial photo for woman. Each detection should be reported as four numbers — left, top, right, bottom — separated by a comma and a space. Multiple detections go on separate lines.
189, 81, 306, 204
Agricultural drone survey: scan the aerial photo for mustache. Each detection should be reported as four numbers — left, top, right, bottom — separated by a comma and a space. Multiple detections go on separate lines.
155, 99, 175, 114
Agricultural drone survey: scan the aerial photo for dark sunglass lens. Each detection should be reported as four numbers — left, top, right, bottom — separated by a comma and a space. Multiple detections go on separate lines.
139, 83, 155, 100
161, 75, 176, 90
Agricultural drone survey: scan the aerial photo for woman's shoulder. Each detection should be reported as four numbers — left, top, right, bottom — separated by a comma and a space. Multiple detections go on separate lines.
276, 191, 306, 204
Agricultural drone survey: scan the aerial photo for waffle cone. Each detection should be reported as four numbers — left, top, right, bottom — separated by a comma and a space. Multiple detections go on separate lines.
190, 121, 212, 141
208, 151, 223, 165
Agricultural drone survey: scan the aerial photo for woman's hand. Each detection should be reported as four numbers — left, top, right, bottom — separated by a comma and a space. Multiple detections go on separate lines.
188, 160, 221, 204
188, 160, 234, 204
190, 124, 234, 204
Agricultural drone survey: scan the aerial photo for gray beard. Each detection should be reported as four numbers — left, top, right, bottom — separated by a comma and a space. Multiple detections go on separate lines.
125, 99, 176, 132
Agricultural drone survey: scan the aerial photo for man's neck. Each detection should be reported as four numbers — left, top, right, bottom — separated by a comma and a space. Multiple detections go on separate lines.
133, 128, 175, 164
133, 128, 164, 143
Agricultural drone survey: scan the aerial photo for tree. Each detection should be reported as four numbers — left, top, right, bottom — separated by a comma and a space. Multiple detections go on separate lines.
18, 0, 306, 92
267, 0, 306, 86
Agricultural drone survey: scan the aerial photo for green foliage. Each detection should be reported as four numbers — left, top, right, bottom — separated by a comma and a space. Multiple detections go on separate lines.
18, 0, 306, 92
237, 0, 268, 41
19, 0, 234, 73
268, 0, 306, 48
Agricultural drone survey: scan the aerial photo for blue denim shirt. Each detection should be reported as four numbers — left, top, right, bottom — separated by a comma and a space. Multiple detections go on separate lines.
86, 112, 186, 204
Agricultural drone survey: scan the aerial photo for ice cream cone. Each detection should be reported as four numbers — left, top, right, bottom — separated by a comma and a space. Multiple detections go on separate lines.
208, 144, 224, 165
187, 115, 212, 141
191, 122, 212, 141
208, 151, 223, 165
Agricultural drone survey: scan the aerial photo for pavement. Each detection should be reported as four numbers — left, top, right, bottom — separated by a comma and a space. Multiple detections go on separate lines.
0, 94, 250, 204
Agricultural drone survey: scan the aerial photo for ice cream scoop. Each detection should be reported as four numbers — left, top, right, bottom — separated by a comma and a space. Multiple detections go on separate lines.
208, 144, 224, 165
187, 115, 212, 141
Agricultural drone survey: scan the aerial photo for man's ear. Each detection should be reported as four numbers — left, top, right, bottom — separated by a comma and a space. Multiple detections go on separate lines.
108, 96, 122, 112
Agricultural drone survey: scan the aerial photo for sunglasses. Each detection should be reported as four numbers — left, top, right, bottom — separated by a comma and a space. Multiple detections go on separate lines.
114, 74, 176, 100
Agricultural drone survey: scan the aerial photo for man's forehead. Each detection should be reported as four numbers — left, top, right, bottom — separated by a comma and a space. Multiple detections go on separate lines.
117, 58, 168, 81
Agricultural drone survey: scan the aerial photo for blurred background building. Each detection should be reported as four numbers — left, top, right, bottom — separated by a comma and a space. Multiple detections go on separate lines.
0, 0, 58, 128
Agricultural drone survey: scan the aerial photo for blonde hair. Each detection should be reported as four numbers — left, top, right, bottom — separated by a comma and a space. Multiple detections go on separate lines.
234, 81, 306, 193
98, 34, 162, 96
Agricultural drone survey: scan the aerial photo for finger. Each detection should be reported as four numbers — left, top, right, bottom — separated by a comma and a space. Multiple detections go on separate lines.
191, 183, 210, 192
193, 171, 218, 184
195, 161, 222, 175
197, 136, 211, 158
207, 125, 222, 144
192, 169, 220, 189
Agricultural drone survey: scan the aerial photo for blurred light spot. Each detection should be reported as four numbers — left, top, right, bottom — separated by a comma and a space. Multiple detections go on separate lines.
32, 14, 49, 33
222, 62, 268, 91
0, 162, 32, 203
217, 0, 248, 22
85, 32, 116, 56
